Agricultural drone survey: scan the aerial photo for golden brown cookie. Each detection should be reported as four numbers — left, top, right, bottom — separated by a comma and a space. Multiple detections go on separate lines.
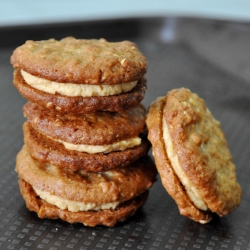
23, 122, 151, 172
11, 37, 147, 85
23, 101, 146, 145
22, 102, 150, 171
146, 88, 241, 223
11, 37, 148, 113
13, 69, 147, 113
19, 179, 149, 227
16, 145, 157, 204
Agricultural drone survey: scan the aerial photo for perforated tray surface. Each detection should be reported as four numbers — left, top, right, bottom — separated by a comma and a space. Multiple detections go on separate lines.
1, 17, 250, 250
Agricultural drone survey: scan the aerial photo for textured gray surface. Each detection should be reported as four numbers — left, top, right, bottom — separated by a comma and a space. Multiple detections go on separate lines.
1, 17, 250, 249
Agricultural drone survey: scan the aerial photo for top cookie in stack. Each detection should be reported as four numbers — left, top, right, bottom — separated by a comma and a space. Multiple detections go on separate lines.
11, 37, 157, 227
11, 37, 147, 113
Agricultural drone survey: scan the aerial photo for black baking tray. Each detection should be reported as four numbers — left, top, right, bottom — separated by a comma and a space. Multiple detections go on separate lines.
1, 17, 250, 250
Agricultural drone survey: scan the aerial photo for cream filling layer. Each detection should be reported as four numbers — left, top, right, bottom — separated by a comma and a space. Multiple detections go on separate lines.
52, 137, 141, 154
33, 187, 120, 212
21, 70, 137, 97
162, 119, 208, 212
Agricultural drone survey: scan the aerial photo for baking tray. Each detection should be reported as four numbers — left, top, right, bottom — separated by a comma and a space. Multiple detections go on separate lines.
1, 17, 250, 250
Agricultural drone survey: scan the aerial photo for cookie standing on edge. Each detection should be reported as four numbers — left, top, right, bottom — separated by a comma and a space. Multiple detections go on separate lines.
146, 88, 242, 223
11, 37, 148, 113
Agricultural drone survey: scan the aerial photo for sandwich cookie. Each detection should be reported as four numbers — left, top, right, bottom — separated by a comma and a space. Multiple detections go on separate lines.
16, 146, 157, 227
23, 102, 151, 172
11, 37, 147, 113
146, 88, 242, 223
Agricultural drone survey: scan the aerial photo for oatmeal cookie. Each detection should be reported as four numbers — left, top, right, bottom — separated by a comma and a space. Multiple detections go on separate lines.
11, 37, 147, 85
16, 145, 157, 204
13, 69, 146, 113
19, 179, 149, 227
146, 88, 241, 223
23, 101, 146, 145
11, 37, 148, 113
23, 122, 151, 172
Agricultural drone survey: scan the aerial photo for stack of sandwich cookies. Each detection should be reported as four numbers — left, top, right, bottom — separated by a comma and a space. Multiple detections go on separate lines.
146, 88, 242, 223
11, 37, 157, 227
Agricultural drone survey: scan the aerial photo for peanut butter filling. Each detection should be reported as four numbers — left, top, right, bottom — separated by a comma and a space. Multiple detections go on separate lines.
33, 187, 120, 212
56, 137, 141, 154
21, 70, 137, 97
162, 119, 208, 212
